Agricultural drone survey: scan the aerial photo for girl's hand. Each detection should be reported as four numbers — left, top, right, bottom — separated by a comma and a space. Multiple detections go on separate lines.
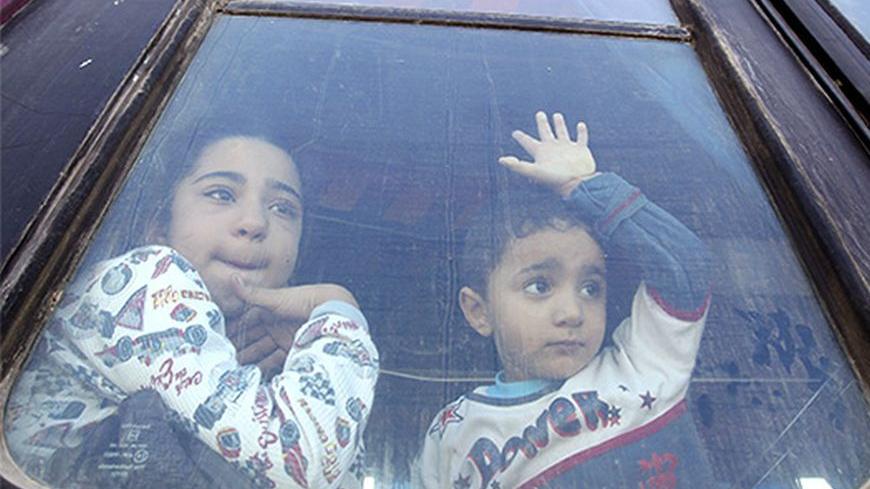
231, 279, 358, 320
499, 111, 596, 197
226, 306, 294, 378
229, 278, 359, 377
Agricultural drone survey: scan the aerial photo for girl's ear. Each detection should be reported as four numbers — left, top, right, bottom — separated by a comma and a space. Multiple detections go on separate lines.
459, 286, 493, 337
143, 206, 169, 246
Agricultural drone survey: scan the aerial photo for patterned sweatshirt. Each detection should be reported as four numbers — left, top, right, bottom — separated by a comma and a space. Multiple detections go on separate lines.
6, 245, 378, 489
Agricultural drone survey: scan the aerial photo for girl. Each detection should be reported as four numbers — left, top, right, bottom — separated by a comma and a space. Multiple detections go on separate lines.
6, 135, 378, 488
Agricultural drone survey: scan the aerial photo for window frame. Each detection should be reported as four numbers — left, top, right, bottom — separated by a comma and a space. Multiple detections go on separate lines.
1, 0, 868, 486
753, 0, 869, 148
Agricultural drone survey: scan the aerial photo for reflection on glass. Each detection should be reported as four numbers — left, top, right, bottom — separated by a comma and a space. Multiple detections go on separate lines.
828, 0, 870, 39
279, 0, 679, 25
799, 478, 836, 489
4, 13, 869, 489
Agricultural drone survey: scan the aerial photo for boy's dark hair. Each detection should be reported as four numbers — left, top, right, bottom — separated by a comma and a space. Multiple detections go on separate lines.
459, 175, 603, 295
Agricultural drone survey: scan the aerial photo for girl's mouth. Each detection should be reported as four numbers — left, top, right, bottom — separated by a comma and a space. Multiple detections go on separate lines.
217, 254, 268, 271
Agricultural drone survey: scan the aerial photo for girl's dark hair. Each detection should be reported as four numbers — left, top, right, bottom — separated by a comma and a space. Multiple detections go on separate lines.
459, 175, 602, 295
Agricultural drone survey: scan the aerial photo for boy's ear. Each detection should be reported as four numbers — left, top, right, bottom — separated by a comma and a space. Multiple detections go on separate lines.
459, 286, 493, 337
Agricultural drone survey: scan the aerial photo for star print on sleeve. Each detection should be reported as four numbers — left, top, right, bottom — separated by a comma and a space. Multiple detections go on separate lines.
453, 474, 471, 489
607, 406, 622, 425
490, 481, 501, 489
428, 399, 464, 439
640, 390, 657, 410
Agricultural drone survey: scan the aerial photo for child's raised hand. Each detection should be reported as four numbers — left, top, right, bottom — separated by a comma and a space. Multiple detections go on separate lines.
499, 111, 596, 197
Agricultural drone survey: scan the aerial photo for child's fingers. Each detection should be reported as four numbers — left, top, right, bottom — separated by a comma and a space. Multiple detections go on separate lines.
224, 307, 267, 341
535, 111, 556, 141
228, 324, 267, 350
511, 130, 540, 155
553, 113, 570, 140
237, 334, 278, 365
499, 156, 538, 179
257, 350, 287, 378
576, 121, 589, 147
265, 320, 299, 351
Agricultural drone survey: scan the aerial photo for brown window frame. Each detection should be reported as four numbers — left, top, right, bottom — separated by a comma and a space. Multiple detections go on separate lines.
1, 0, 867, 486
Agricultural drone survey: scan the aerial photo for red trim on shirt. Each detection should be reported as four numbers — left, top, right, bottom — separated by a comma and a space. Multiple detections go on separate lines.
599, 190, 642, 231
647, 287, 711, 322
518, 400, 687, 489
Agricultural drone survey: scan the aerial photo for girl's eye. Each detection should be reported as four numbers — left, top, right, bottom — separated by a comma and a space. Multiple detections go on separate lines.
269, 200, 301, 219
204, 188, 234, 202
523, 279, 551, 296
580, 281, 603, 298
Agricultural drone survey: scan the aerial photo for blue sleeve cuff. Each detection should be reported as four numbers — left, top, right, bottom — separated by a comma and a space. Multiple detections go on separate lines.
310, 300, 369, 332
566, 172, 648, 242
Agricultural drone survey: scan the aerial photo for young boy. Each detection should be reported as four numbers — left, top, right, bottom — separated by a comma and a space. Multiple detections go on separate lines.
5, 136, 377, 488
416, 112, 713, 488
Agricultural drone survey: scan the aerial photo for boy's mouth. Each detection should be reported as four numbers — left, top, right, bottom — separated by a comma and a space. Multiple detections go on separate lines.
545, 340, 585, 352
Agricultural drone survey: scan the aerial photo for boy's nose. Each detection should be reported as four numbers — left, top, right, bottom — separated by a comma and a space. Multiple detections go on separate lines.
552, 294, 584, 327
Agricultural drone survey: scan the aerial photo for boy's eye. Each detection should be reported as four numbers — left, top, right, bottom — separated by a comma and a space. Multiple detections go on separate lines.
579, 281, 603, 299
269, 199, 301, 219
204, 188, 235, 202
523, 279, 552, 296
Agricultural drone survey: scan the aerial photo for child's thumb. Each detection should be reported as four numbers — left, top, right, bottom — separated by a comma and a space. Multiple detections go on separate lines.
232, 276, 312, 319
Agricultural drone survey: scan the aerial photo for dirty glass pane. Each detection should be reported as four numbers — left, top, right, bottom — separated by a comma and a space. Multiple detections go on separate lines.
827, 0, 870, 39
258, 0, 680, 25
4, 14, 868, 489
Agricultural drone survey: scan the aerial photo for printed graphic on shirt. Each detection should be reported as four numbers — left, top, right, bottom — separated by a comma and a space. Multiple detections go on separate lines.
300, 372, 336, 406
287, 355, 316, 374
194, 366, 257, 429
465, 391, 619, 488
150, 285, 211, 310
279, 419, 309, 488
68, 301, 114, 339
129, 247, 161, 264
336, 417, 351, 448
41, 400, 86, 420
217, 427, 242, 459
238, 451, 277, 489
322, 339, 377, 369
9, 246, 379, 489
101, 263, 133, 295
170, 303, 197, 323
346, 397, 366, 423
293, 317, 329, 347
428, 398, 465, 440
95, 325, 208, 368
152, 253, 196, 279
206, 309, 222, 329
115, 286, 146, 331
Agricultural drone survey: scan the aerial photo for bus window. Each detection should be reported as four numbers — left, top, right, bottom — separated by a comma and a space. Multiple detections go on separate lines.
3, 11, 868, 489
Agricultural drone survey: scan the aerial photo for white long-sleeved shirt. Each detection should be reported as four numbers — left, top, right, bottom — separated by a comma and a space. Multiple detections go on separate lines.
6, 245, 378, 488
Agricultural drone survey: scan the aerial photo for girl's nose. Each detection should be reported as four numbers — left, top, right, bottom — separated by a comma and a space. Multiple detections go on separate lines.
234, 202, 268, 241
